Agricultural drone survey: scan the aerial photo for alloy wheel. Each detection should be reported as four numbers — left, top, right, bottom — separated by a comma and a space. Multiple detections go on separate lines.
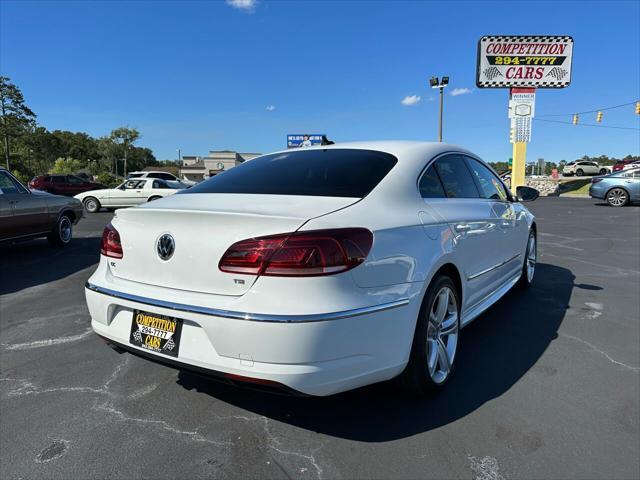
526, 233, 536, 282
607, 188, 627, 207
426, 286, 459, 384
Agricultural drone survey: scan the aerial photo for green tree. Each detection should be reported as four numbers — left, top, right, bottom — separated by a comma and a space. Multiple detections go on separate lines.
0, 76, 36, 170
110, 126, 140, 177
50, 130, 99, 162
49, 157, 84, 174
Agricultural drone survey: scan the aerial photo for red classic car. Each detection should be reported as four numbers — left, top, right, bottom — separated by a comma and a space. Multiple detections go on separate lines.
29, 174, 104, 196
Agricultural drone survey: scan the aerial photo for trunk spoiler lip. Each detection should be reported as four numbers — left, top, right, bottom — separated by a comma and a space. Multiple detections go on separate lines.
85, 282, 409, 323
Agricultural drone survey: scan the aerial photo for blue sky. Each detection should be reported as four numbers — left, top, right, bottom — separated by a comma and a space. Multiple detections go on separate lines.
1, 0, 639, 163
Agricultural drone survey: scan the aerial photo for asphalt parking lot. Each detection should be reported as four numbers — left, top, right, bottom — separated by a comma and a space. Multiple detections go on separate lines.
1, 197, 639, 480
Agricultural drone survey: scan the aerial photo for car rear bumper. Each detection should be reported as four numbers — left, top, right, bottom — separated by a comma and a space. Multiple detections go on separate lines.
86, 282, 416, 396
589, 184, 606, 199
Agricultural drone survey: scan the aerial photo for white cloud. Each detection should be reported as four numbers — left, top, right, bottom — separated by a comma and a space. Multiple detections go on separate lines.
226, 0, 257, 12
401, 95, 421, 106
450, 88, 472, 97
265, 105, 276, 111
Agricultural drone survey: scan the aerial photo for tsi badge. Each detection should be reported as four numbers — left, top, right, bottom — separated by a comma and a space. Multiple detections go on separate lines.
156, 233, 175, 261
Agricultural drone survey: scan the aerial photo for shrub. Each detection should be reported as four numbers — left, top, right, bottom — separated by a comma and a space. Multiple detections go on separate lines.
12, 169, 31, 185
95, 172, 119, 188
49, 157, 84, 175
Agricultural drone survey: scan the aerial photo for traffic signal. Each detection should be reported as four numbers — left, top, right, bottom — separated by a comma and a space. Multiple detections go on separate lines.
596, 111, 603, 122
636, 102, 640, 115
572, 114, 579, 125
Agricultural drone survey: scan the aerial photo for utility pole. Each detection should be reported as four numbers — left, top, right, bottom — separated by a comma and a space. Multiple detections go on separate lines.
429, 76, 449, 142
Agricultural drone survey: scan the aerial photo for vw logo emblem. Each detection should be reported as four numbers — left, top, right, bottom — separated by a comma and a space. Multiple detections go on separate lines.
156, 234, 175, 261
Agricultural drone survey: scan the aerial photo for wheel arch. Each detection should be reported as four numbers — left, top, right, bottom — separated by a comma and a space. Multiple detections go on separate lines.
429, 262, 463, 308
605, 185, 630, 198
57, 208, 76, 223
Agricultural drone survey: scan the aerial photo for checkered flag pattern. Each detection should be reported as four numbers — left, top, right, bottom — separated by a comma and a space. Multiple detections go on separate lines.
164, 337, 176, 351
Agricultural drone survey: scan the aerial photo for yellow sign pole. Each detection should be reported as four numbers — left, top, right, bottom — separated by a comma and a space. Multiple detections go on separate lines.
511, 141, 527, 190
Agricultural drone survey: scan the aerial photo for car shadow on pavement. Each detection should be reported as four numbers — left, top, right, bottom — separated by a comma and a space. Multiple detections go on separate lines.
0, 237, 100, 295
177, 262, 577, 442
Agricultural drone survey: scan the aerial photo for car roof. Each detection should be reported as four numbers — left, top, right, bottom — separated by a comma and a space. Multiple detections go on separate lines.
261, 140, 479, 166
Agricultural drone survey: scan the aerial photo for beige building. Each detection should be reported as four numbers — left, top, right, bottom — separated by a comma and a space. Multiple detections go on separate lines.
180, 150, 261, 182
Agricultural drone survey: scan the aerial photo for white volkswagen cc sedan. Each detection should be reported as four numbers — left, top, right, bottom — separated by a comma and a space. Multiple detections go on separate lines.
86, 142, 539, 396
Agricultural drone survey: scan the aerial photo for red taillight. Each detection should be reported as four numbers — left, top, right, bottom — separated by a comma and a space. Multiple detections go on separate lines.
101, 223, 123, 258
219, 228, 373, 277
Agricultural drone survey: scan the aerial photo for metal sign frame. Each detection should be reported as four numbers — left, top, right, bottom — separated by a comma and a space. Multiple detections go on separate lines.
476, 35, 573, 88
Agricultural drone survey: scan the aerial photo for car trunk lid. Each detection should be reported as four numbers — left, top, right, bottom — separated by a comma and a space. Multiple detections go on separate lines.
109, 193, 358, 296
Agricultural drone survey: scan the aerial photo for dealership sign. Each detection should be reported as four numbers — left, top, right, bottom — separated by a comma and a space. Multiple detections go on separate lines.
477, 35, 573, 88
287, 134, 325, 148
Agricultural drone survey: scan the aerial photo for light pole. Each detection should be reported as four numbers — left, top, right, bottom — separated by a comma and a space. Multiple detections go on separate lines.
429, 76, 449, 142
177, 148, 181, 164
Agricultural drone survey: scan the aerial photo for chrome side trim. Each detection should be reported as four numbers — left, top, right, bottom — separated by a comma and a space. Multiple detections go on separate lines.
466, 253, 521, 281
85, 282, 410, 323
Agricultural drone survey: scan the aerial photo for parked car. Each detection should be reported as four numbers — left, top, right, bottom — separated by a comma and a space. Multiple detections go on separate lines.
74, 178, 185, 213
562, 161, 610, 177
0, 168, 84, 245
621, 160, 640, 171
29, 174, 105, 196
590, 169, 640, 207
86, 142, 540, 396
127, 170, 196, 187
612, 159, 637, 172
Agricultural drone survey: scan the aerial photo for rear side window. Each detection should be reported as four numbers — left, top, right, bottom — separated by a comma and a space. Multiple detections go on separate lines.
128, 173, 143, 178
152, 180, 170, 189
464, 157, 508, 201
51, 176, 66, 183
419, 164, 446, 198
433, 155, 480, 198
185, 149, 398, 198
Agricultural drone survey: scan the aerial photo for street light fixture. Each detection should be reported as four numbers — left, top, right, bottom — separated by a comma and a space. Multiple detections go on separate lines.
430, 76, 449, 142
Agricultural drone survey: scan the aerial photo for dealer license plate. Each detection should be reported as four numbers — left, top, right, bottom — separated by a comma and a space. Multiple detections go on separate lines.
130, 310, 183, 357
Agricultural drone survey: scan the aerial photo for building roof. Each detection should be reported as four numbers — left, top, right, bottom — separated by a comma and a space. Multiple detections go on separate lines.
143, 165, 179, 175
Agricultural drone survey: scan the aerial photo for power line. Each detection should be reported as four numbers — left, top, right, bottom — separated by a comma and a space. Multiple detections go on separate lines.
534, 118, 640, 131
537, 100, 639, 117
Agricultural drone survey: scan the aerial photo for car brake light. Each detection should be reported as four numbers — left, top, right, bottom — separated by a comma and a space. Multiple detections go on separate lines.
219, 228, 373, 277
101, 223, 123, 258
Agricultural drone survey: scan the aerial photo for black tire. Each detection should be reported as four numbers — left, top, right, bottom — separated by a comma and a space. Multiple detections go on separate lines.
83, 196, 101, 213
599, 168, 608, 175
400, 274, 460, 396
517, 229, 536, 288
47, 214, 73, 246
576, 169, 584, 176
606, 188, 629, 207
147, 196, 162, 202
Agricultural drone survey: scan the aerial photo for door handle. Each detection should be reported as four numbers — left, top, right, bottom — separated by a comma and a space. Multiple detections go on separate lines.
455, 224, 472, 232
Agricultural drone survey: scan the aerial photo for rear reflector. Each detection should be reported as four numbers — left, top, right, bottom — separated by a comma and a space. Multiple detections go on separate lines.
101, 223, 123, 258
219, 228, 373, 277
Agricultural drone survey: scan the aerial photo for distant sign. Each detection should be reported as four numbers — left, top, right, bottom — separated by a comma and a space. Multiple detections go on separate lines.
477, 35, 573, 88
509, 88, 536, 118
287, 134, 325, 148
511, 117, 532, 143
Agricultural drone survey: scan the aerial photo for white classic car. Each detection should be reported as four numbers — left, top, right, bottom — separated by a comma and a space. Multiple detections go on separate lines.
74, 178, 184, 213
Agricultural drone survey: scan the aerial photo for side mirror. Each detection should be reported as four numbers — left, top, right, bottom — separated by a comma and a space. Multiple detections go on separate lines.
516, 185, 540, 202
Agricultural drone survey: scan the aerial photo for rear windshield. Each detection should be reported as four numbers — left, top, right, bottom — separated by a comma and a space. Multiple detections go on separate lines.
184, 148, 398, 198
